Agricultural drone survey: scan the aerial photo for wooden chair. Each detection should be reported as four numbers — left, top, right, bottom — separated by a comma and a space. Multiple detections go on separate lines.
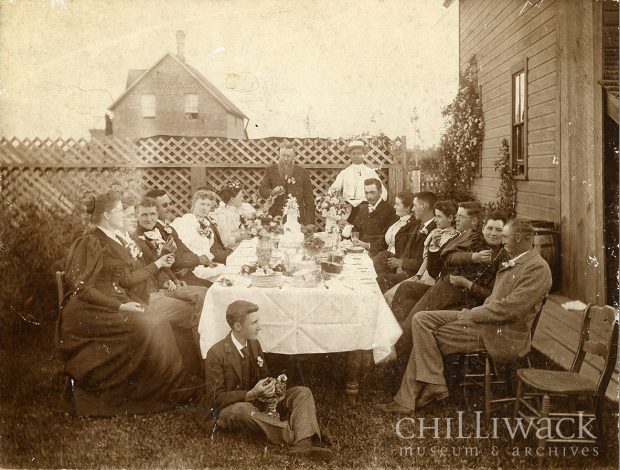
55, 271, 75, 405
455, 295, 548, 421
55, 271, 65, 311
513, 304, 618, 451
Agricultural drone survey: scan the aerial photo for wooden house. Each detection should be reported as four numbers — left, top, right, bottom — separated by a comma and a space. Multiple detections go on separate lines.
108, 31, 248, 141
444, 0, 619, 306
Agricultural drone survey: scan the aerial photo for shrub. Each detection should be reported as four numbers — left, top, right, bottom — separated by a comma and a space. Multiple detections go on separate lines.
0, 200, 87, 324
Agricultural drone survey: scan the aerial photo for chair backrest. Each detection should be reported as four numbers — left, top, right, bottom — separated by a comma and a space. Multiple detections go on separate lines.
530, 294, 548, 338
571, 304, 619, 397
55, 271, 65, 311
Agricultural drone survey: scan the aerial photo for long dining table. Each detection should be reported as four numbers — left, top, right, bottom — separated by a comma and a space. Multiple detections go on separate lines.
197, 238, 402, 401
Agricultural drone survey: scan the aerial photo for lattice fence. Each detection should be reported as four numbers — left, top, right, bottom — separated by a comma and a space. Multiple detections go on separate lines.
1, 136, 402, 222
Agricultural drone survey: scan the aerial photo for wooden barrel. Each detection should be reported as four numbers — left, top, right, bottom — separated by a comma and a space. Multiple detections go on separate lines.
532, 227, 560, 291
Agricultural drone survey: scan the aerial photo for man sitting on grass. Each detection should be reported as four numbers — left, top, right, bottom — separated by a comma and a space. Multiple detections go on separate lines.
195, 300, 333, 461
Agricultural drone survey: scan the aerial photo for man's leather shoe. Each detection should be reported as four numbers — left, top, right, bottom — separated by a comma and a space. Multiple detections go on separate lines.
416, 384, 449, 409
289, 439, 334, 461
377, 401, 415, 416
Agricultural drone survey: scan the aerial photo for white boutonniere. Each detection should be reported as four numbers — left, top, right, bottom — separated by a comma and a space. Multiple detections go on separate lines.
501, 259, 516, 269
420, 227, 429, 235
286, 176, 296, 185
144, 229, 165, 253
162, 222, 173, 235
126, 240, 143, 260
256, 356, 264, 368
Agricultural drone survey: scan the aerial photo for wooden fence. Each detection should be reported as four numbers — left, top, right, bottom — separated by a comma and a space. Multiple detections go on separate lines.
0, 135, 411, 223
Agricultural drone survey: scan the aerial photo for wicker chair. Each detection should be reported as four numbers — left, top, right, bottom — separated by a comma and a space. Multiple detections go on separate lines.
454, 295, 548, 421
513, 304, 618, 451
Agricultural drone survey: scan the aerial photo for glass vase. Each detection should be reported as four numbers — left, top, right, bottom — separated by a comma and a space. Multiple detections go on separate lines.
256, 236, 272, 268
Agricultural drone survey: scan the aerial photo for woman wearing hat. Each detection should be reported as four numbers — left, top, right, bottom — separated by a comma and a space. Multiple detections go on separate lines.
329, 140, 388, 222
56, 191, 201, 416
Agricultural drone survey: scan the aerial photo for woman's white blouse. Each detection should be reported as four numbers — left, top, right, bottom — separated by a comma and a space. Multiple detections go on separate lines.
212, 203, 255, 249
384, 215, 411, 254
170, 213, 215, 260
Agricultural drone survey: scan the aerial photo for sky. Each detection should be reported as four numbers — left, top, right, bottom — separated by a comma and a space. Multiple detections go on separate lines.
0, 0, 459, 148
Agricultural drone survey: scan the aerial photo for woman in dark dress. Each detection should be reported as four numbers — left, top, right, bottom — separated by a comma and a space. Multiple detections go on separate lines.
56, 191, 200, 416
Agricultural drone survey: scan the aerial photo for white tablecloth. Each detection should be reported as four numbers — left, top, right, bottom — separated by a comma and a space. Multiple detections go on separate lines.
198, 240, 402, 363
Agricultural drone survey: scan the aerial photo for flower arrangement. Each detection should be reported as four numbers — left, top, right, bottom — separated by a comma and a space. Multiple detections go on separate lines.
226, 180, 242, 191
240, 211, 284, 238
315, 190, 349, 221
258, 374, 288, 418
285, 176, 296, 185
436, 55, 484, 202
126, 239, 143, 260
197, 215, 215, 238
141, 229, 176, 255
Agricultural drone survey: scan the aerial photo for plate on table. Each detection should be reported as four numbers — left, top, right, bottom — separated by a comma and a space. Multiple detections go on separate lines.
347, 246, 365, 254
250, 272, 283, 288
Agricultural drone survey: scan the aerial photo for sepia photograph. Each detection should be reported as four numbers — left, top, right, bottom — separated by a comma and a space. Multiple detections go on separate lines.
0, 0, 618, 468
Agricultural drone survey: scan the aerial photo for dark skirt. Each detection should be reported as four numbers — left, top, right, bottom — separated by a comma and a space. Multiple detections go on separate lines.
57, 298, 199, 416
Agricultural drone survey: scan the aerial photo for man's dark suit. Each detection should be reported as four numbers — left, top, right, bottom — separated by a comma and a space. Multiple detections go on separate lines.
153, 221, 212, 288
351, 200, 397, 256
259, 164, 316, 225
196, 333, 322, 445
376, 219, 437, 292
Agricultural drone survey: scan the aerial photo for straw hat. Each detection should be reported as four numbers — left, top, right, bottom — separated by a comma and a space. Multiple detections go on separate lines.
344, 140, 368, 154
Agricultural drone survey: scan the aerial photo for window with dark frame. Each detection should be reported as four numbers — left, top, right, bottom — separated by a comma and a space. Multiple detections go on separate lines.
511, 69, 527, 177
184, 94, 198, 120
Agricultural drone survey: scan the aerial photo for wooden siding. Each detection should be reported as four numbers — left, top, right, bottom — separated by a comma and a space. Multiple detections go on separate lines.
459, 0, 559, 223
111, 55, 245, 141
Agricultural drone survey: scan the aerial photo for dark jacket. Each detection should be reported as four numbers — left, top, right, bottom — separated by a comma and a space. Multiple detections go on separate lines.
400, 220, 437, 275
259, 164, 315, 225
351, 200, 397, 255
203, 333, 270, 416
392, 217, 419, 259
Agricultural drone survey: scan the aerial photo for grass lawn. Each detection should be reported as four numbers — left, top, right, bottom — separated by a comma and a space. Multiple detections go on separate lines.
1, 313, 617, 469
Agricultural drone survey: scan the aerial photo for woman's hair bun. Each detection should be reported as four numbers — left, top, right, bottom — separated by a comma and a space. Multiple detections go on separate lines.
83, 193, 96, 214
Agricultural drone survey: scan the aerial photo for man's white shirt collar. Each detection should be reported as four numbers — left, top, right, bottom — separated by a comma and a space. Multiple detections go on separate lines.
231, 333, 247, 357
509, 250, 530, 263
421, 218, 434, 230
368, 199, 381, 212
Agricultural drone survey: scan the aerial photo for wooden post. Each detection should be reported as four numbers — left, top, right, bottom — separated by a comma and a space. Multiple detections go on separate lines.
387, 135, 407, 201
190, 167, 207, 193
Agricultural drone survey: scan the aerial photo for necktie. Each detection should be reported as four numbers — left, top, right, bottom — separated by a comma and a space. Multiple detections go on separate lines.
240, 346, 251, 388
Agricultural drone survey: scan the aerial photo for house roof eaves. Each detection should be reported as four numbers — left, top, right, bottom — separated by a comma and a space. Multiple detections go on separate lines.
108, 52, 248, 120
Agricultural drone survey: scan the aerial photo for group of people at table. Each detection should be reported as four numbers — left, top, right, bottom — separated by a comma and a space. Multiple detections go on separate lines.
56, 140, 552, 461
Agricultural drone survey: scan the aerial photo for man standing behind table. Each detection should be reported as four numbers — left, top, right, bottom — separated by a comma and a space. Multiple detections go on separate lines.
259, 140, 316, 227
341, 178, 396, 257
144, 188, 212, 288
378, 219, 552, 415
329, 140, 388, 222
195, 301, 333, 461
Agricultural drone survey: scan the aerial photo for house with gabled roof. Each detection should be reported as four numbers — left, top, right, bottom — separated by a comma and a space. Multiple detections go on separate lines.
108, 31, 248, 141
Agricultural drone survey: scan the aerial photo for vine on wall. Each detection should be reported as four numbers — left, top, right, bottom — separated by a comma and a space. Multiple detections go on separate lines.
486, 138, 517, 218
436, 55, 484, 202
